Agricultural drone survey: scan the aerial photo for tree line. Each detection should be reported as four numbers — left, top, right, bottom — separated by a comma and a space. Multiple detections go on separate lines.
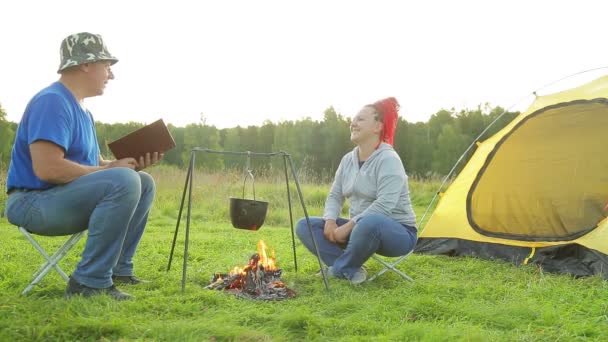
0, 102, 518, 179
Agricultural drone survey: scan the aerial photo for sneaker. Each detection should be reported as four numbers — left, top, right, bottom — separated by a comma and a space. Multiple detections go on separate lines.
65, 277, 133, 301
112, 275, 151, 285
315, 266, 336, 278
349, 268, 367, 285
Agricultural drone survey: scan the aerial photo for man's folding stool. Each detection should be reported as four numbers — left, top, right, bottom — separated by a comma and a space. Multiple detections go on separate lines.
18, 226, 85, 295
367, 250, 414, 282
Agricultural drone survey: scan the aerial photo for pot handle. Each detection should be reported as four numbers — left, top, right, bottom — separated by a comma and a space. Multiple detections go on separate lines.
242, 169, 257, 200
242, 151, 256, 200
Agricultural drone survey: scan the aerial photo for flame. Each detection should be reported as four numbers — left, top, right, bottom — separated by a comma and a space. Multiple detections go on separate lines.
226, 240, 277, 278
230, 266, 246, 276
257, 240, 277, 270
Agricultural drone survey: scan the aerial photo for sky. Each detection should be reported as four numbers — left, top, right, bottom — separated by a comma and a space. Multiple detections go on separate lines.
1, 0, 608, 129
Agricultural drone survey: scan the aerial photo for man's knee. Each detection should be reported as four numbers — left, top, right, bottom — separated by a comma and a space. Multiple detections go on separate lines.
138, 171, 156, 193
105, 168, 142, 198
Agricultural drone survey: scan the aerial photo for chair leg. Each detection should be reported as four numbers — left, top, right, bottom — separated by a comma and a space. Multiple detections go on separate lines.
19, 228, 85, 295
368, 252, 414, 282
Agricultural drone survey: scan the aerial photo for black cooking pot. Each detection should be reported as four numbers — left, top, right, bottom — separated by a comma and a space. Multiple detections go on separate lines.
229, 170, 268, 230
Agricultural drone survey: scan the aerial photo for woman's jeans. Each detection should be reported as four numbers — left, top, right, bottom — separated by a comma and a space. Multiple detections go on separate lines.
5, 168, 155, 288
296, 214, 417, 279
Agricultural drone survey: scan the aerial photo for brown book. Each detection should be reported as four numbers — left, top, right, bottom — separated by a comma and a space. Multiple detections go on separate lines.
108, 119, 176, 160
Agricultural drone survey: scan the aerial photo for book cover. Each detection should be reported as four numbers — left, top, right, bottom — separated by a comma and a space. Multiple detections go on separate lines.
107, 119, 176, 160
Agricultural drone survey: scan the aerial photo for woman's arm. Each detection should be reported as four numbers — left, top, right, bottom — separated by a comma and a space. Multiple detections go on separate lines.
323, 156, 347, 221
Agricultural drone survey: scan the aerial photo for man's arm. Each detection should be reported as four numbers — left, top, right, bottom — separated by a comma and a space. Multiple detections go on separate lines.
98, 155, 112, 167
30, 141, 137, 184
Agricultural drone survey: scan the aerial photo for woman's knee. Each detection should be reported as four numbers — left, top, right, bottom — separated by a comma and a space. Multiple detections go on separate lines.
296, 217, 322, 240
353, 214, 385, 236
295, 218, 310, 240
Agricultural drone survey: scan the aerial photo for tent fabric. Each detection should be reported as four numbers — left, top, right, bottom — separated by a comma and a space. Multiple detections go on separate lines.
415, 238, 608, 278
415, 75, 608, 278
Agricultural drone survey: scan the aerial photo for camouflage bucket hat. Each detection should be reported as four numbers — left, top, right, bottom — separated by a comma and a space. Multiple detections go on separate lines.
57, 32, 118, 73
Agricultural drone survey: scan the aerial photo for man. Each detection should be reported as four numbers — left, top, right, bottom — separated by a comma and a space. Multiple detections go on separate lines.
5, 32, 162, 300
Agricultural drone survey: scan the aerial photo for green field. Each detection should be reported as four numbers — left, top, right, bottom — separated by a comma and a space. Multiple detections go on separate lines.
1, 166, 607, 341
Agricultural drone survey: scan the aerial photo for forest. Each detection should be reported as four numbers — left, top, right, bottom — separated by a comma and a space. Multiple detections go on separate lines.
0, 102, 518, 179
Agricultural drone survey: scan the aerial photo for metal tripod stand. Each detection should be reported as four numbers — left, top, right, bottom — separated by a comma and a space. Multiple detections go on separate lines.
166, 148, 330, 292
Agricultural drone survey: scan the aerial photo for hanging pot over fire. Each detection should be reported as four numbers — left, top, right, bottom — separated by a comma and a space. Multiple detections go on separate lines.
230, 168, 268, 231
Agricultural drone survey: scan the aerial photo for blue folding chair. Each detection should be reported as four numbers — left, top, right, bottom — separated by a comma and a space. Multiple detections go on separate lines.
17, 226, 85, 295
367, 250, 414, 282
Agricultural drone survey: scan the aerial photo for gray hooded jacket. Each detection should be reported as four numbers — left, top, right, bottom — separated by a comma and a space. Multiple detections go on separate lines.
323, 143, 417, 228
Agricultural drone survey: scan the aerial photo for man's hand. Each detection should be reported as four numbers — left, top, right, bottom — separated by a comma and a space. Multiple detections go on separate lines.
324, 220, 338, 242
106, 158, 138, 170
135, 152, 164, 171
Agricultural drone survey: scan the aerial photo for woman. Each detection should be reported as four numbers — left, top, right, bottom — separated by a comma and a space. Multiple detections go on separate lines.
296, 97, 417, 285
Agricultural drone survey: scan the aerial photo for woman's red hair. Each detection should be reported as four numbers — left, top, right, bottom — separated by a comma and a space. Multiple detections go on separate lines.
371, 97, 399, 145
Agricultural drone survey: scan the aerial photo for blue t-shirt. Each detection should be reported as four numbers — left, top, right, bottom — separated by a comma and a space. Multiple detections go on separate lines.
6, 82, 100, 192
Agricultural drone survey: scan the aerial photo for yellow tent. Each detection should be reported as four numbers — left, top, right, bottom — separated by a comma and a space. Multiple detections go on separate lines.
415, 75, 608, 277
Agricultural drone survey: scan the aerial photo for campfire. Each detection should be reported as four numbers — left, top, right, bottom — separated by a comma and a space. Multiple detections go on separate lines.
205, 240, 296, 300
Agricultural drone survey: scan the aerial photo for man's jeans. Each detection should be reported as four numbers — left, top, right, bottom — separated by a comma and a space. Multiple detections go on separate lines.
296, 214, 417, 279
5, 168, 155, 288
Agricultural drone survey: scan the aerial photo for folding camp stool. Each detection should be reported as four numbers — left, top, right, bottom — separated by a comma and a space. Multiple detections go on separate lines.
367, 250, 414, 282
18, 226, 85, 295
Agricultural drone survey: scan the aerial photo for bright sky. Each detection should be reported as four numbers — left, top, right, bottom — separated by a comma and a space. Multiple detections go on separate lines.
1, 0, 608, 128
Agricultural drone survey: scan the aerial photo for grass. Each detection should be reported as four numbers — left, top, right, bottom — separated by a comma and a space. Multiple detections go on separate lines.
1, 165, 608, 341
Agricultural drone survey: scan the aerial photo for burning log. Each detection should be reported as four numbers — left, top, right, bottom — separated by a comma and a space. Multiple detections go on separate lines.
205, 240, 296, 300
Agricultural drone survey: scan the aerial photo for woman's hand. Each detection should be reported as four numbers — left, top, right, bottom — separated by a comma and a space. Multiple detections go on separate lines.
324, 220, 338, 242
332, 220, 355, 244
